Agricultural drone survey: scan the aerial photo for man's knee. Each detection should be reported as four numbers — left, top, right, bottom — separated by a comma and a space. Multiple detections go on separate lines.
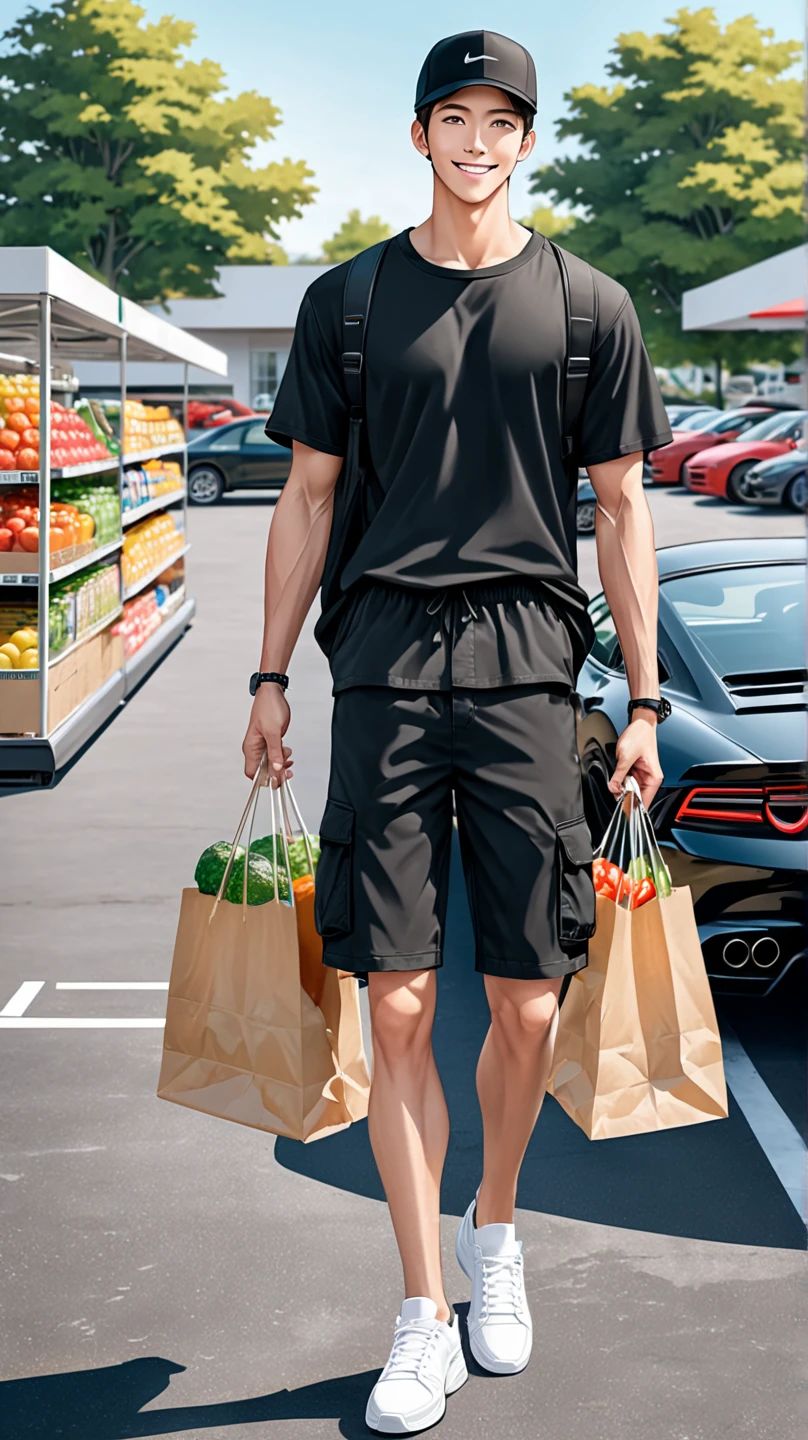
487, 982, 559, 1053
370, 973, 435, 1063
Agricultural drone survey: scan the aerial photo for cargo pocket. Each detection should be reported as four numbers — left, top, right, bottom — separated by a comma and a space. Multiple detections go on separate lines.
314, 798, 355, 939
555, 816, 597, 954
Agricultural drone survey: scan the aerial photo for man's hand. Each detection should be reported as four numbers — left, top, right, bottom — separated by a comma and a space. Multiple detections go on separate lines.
608, 716, 663, 809
242, 683, 294, 787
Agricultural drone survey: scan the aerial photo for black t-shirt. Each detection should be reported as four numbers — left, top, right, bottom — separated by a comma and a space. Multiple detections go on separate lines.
267, 227, 671, 690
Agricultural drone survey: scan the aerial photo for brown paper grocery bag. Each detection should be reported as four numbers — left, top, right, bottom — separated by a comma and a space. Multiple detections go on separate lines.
157, 769, 370, 1143
548, 888, 728, 1140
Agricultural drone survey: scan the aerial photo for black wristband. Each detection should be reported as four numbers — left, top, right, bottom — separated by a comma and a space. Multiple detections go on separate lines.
250, 671, 289, 696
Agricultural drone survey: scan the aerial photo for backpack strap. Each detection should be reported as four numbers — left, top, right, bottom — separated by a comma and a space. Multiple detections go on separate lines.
548, 241, 596, 462
341, 238, 392, 416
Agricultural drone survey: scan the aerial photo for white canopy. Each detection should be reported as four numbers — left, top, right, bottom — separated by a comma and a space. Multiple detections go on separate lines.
682, 246, 806, 332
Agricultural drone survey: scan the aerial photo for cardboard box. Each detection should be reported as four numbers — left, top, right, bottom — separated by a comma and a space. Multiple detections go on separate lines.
0, 626, 124, 737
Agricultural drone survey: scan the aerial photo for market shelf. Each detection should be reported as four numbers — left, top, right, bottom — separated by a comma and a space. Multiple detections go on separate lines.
0, 536, 123, 587
122, 543, 190, 602
48, 607, 123, 668
122, 488, 186, 527
124, 443, 186, 466
52, 456, 120, 479
124, 596, 195, 695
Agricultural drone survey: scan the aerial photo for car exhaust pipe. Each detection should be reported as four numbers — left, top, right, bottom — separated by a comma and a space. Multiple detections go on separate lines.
723, 937, 750, 969
751, 936, 780, 969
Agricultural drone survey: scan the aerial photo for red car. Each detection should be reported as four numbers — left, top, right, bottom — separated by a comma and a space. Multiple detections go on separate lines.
187, 398, 256, 429
685, 410, 807, 501
649, 407, 778, 485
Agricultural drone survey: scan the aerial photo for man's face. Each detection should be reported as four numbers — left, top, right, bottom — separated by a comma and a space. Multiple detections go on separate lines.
412, 85, 535, 200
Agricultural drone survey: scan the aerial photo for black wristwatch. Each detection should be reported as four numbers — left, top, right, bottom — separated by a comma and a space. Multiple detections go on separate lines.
627, 697, 671, 723
250, 671, 289, 696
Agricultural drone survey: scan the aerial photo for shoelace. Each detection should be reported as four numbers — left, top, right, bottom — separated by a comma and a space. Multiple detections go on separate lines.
480, 1252, 525, 1320
384, 1318, 441, 1380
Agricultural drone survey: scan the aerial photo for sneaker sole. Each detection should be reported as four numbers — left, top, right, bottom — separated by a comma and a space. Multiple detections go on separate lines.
455, 1208, 533, 1377
365, 1348, 468, 1434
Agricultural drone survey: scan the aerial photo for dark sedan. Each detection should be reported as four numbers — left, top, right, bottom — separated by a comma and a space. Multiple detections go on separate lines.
187, 418, 292, 504
577, 537, 806, 997
740, 449, 807, 512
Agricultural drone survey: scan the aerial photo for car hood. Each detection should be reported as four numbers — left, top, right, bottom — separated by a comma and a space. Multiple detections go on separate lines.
751, 449, 807, 476
693, 439, 785, 466
666, 430, 719, 451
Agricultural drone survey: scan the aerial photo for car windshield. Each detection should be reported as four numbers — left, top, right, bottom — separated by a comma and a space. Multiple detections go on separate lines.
662, 564, 805, 676
674, 410, 722, 431
741, 412, 807, 442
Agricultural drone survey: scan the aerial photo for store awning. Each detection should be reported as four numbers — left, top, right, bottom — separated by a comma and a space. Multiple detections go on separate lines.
682, 246, 806, 332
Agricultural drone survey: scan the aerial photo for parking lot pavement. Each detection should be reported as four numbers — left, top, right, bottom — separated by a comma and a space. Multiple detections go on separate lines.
1, 487, 806, 1440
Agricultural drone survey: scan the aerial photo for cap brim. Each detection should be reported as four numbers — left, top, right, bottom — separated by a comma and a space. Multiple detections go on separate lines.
415, 76, 535, 113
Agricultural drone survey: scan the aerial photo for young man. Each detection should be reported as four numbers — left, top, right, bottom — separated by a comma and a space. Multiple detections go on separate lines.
243, 30, 671, 1435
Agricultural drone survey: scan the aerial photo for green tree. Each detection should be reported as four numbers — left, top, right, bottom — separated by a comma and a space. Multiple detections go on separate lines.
0, 0, 316, 300
518, 203, 576, 240
320, 210, 393, 264
530, 8, 802, 368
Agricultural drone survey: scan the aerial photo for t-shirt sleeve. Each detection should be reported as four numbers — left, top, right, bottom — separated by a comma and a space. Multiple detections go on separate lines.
264, 291, 348, 457
578, 288, 672, 468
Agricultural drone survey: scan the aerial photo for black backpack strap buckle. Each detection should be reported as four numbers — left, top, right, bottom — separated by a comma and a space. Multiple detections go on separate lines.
342, 351, 363, 375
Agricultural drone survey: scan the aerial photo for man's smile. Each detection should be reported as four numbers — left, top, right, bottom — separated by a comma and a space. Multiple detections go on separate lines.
452, 161, 497, 175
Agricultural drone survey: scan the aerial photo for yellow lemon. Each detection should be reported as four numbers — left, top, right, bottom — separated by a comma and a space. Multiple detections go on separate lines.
0, 651, 11, 669
0, 641, 21, 665
20, 648, 39, 668
10, 628, 37, 653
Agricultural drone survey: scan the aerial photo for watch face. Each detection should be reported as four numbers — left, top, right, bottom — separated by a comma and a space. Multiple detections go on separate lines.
249, 672, 259, 696
659, 698, 672, 721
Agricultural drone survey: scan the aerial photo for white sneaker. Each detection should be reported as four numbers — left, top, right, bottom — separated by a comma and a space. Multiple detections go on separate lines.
455, 1195, 533, 1375
365, 1296, 468, 1434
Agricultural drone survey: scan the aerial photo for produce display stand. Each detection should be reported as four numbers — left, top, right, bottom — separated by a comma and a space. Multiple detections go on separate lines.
0, 248, 227, 785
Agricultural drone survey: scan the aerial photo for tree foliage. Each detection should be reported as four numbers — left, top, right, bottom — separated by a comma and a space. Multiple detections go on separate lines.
0, 0, 316, 299
320, 209, 393, 264
530, 7, 803, 364
517, 204, 576, 239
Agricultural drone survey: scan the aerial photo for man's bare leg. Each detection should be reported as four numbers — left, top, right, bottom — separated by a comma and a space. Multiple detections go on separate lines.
474, 976, 562, 1226
367, 970, 451, 1320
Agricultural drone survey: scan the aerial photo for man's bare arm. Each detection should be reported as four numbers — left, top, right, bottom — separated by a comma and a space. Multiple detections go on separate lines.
586, 451, 664, 807
242, 439, 343, 782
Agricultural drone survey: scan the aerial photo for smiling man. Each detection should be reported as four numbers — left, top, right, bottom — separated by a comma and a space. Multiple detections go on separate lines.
245, 29, 672, 1434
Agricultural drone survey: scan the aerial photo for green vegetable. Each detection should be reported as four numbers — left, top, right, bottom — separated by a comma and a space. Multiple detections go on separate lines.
225, 851, 289, 906
251, 833, 319, 880
194, 841, 244, 896
628, 854, 653, 883
651, 854, 673, 898
75, 398, 120, 455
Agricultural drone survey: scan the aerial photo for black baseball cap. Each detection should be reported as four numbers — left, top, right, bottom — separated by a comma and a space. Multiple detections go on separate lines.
415, 30, 537, 114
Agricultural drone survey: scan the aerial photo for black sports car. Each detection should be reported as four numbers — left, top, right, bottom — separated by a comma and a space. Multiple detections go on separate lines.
740, 449, 807, 512
577, 537, 806, 996
187, 418, 292, 504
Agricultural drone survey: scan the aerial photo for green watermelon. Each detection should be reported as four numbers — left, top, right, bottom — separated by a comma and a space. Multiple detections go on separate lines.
195, 841, 244, 896
225, 850, 290, 906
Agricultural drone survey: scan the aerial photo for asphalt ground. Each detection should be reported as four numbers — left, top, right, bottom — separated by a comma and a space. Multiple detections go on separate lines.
1, 482, 806, 1440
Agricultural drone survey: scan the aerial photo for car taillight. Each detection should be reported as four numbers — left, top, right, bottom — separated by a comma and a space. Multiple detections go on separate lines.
675, 784, 808, 834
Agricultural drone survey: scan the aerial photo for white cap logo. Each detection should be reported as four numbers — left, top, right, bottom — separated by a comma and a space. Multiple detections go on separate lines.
464, 52, 498, 63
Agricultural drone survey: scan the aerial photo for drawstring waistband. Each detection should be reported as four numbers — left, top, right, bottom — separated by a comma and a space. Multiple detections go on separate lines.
425, 587, 478, 622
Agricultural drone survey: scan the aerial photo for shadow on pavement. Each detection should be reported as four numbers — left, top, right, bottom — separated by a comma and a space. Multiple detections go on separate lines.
0, 1356, 380, 1440
276, 834, 807, 1252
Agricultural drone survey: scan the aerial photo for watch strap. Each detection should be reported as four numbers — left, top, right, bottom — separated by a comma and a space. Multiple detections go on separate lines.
627, 697, 668, 720
251, 670, 289, 695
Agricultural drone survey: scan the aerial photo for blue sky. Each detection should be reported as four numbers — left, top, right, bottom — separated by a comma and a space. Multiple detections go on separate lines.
3, 0, 801, 254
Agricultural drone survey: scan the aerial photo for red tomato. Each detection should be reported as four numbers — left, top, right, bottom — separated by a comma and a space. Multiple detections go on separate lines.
19, 525, 39, 551
0, 527, 12, 551
6, 516, 26, 536
0, 429, 20, 451
21, 428, 39, 447
16, 448, 39, 470
23, 398, 39, 416
7, 412, 30, 434
0, 449, 14, 470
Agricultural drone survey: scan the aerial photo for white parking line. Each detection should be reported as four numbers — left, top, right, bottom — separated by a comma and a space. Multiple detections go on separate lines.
721, 1023, 807, 1224
55, 982, 169, 990
0, 981, 45, 1016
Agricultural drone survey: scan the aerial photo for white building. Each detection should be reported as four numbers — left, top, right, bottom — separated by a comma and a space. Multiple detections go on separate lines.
77, 264, 334, 405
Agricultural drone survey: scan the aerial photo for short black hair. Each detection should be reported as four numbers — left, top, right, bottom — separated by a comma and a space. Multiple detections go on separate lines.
416, 93, 535, 146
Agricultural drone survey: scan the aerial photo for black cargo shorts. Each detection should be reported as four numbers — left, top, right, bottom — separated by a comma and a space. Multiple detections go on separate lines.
313, 683, 596, 982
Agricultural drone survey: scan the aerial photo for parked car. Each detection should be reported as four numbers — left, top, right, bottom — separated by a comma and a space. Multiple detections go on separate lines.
187, 399, 256, 431
577, 536, 806, 996
648, 407, 778, 485
740, 449, 808, 512
684, 411, 807, 502
577, 473, 597, 533
186, 418, 292, 504
664, 404, 721, 428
